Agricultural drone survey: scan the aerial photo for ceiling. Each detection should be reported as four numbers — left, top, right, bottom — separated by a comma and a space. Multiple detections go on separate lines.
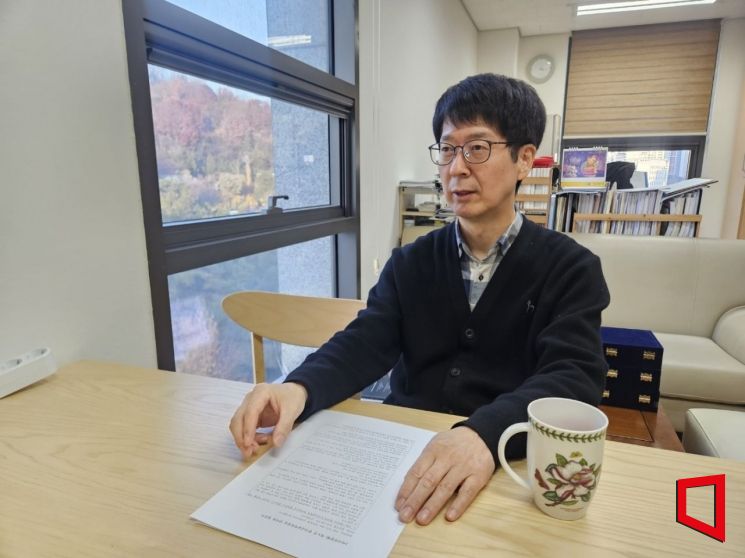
461, 0, 745, 36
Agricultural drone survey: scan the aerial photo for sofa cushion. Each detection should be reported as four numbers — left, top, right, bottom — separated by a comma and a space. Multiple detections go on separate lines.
683, 408, 745, 461
713, 306, 745, 365
653, 332, 745, 405
572, 235, 745, 337
573, 235, 698, 334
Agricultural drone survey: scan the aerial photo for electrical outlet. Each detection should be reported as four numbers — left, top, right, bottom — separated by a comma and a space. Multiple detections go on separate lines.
1, 348, 57, 398
372, 258, 381, 276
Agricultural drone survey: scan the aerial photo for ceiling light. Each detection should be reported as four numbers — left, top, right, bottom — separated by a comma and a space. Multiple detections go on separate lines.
576, 0, 716, 16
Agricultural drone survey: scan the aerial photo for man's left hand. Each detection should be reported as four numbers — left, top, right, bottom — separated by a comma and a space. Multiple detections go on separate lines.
395, 426, 495, 525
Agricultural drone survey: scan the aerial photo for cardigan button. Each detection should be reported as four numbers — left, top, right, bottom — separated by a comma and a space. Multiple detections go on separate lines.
449, 367, 462, 377
464, 328, 475, 340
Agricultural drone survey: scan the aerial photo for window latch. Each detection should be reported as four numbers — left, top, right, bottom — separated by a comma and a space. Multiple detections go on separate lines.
265, 195, 289, 215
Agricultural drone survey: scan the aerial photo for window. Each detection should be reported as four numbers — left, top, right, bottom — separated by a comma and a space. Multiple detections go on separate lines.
562, 21, 716, 187
149, 67, 332, 222
123, 0, 358, 376
562, 136, 705, 186
163, 0, 330, 72
607, 150, 690, 189
170, 236, 334, 382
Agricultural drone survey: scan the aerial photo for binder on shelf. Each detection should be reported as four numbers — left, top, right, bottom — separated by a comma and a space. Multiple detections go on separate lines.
660, 177, 717, 199
547, 193, 558, 230
551, 182, 706, 238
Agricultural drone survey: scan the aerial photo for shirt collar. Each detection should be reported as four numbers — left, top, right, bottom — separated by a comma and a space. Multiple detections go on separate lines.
455, 211, 524, 260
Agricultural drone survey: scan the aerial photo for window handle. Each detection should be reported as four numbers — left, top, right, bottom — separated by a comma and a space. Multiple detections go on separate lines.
266, 195, 289, 214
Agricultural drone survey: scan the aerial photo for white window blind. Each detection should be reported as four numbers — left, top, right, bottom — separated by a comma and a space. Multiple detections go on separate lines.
564, 20, 720, 137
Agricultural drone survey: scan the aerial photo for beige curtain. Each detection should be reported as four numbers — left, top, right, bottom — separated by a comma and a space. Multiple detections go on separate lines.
564, 20, 720, 137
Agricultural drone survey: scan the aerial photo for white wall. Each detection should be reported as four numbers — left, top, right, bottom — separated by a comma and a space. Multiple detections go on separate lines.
0, 1, 157, 368
701, 17, 745, 238
477, 30, 570, 118
477, 29, 519, 77
516, 34, 570, 119
477, 30, 569, 159
358, 0, 477, 293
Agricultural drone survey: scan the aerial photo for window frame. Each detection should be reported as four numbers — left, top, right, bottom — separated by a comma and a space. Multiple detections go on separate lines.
123, 0, 360, 370
561, 135, 706, 179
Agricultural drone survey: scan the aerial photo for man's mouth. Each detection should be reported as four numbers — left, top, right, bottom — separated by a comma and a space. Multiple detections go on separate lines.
451, 190, 476, 198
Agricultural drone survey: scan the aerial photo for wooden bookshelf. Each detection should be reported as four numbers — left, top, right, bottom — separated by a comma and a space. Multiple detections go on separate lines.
554, 183, 710, 237
398, 169, 554, 243
516, 174, 552, 226
398, 185, 443, 245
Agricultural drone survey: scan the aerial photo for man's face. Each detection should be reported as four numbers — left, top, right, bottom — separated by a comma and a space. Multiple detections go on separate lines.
439, 119, 534, 227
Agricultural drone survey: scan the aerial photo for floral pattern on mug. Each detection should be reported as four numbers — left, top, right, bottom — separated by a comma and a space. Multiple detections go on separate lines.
534, 451, 601, 507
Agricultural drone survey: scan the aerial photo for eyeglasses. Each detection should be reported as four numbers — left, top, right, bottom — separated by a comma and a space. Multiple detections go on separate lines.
428, 139, 511, 166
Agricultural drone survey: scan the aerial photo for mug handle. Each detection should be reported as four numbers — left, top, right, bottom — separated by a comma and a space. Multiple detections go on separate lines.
497, 422, 531, 491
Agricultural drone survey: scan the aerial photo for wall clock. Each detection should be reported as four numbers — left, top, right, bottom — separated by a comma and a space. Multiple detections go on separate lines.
527, 54, 554, 84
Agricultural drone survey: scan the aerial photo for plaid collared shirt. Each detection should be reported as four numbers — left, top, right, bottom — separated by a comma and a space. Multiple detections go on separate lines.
455, 212, 524, 310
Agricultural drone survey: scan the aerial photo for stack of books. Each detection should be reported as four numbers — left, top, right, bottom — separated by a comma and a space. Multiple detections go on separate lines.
550, 177, 716, 237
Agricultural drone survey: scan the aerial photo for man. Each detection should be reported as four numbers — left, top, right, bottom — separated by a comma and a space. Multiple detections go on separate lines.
229, 73, 609, 526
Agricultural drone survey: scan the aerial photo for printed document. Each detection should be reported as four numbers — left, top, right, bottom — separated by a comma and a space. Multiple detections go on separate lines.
192, 410, 435, 558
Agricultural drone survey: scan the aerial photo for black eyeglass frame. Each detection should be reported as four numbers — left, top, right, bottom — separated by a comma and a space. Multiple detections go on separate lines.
428, 140, 512, 166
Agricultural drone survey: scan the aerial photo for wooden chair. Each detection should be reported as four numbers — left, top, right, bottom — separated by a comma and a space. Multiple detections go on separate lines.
222, 291, 366, 384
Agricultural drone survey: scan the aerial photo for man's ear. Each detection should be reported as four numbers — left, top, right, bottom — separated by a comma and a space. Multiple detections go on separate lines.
517, 144, 537, 180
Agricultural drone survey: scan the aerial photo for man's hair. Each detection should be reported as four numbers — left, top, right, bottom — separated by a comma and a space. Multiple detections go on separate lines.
432, 73, 546, 163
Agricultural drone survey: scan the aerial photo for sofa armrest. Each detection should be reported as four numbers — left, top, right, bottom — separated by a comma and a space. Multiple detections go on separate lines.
713, 306, 745, 364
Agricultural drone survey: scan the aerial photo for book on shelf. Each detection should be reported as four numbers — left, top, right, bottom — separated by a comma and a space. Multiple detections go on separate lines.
661, 190, 701, 238
526, 167, 553, 177
549, 180, 704, 237
547, 193, 558, 229
516, 163, 555, 216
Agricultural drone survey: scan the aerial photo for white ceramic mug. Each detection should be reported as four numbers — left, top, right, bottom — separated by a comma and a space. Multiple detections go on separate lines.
497, 397, 608, 520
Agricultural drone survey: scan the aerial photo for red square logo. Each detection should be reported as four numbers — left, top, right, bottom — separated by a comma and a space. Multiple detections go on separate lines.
676, 474, 725, 542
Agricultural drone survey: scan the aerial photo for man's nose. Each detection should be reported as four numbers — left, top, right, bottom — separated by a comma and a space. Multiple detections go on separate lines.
448, 148, 470, 174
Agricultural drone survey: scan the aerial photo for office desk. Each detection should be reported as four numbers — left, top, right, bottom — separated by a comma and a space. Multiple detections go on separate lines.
1, 361, 743, 557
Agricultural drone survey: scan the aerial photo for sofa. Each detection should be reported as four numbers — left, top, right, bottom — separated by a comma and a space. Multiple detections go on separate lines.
571, 234, 745, 431
683, 408, 745, 461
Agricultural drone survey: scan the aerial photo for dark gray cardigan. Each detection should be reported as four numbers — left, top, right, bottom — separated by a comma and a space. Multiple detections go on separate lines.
286, 219, 610, 462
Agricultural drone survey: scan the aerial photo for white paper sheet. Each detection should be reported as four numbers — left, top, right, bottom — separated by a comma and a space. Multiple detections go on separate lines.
192, 410, 436, 558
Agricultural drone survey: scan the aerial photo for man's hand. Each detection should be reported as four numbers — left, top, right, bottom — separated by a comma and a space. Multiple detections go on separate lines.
395, 426, 495, 525
229, 382, 308, 459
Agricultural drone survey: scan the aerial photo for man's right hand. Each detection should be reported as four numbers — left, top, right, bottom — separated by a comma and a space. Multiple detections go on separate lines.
229, 382, 308, 459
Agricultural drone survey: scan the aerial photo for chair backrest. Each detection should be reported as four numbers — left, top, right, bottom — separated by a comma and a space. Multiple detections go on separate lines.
222, 291, 366, 383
